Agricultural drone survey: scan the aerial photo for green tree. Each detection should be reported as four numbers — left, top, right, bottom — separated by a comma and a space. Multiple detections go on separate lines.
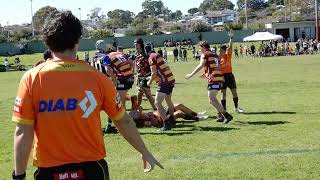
190, 22, 212, 32
107, 9, 135, 25
188, 8, 199, 15
33, 6, 58, 32
237, 0, 267, 10
169, 10, 183, 20
199, 0, 235, 13
142, 0, 166, 16
89, 29, 113, 39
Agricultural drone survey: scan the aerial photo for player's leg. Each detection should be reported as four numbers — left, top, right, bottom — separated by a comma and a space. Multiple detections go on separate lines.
229, 73, 244, 113
143, 87, 156, 110
208, 85, 233, 124
154, 92, 168, 129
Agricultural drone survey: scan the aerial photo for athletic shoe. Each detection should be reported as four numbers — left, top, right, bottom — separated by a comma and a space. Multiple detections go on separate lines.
159, 121, 172, 131
196, 114, 209, 120
103, 125, 118, 134
197, 111, 207, 115
223, 112, 233, 124
234, 107, 244, 113
216, 113, 224, 122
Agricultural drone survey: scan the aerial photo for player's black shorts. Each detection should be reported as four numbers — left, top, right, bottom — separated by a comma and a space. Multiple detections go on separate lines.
157, 84, 174, 95
137, 76, 150, 89
222, 73, 237, 89
117, 77, 134, 91
208, 83, 222, 91
34, 159, 109, 180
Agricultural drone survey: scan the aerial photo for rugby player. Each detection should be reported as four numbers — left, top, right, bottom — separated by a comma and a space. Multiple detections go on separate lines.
134, 38, 157, 110
185, 41, 233, 123
147, 51, 176, 131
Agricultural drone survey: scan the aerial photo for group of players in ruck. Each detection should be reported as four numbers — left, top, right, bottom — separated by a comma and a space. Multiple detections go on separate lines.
89, 30, 243, 132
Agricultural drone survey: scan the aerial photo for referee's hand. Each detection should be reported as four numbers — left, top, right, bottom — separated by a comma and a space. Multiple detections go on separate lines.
141, 152, 164, 173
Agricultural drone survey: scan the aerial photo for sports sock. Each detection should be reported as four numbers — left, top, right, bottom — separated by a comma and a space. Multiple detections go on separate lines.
233, 97, 239, 109
221, 100, 226, 110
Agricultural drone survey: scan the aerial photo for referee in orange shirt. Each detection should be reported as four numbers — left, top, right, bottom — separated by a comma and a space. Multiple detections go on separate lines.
219, 30, 244, 113
12, 11, 162, 180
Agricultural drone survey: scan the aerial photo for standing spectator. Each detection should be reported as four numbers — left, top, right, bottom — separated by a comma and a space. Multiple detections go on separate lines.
239, 45, 243, 57
234, 47, 239, 58
195, 51, 201, 61
84, 51, 90, 63
303, 40, 308, 54
250, 43, 256, 57
173, 47, 179, 62
12, 11, 162, 180
158, 48, 163, 57
163, 48, 167, 61
183, 48, 188, 61
317, 41, 320, 54
192, 46, 196, 58
295, 40, 300, 55
212, 46, 217, 54
178, 46, 183, 61
4, 58, 9, 71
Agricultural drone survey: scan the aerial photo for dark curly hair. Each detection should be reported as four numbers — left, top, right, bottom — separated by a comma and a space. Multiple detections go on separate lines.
42, 11, 82, 52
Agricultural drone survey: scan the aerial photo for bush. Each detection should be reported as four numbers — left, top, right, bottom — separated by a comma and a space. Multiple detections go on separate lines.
88, 29, 113, 39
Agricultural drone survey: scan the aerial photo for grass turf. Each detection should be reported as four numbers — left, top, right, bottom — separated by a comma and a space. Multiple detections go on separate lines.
0, 51, 320, 179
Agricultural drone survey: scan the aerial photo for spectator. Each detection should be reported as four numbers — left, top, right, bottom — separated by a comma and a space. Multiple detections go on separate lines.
173, 47, 179, 62
4, 58, 9, 71
163, 48, 167, 61
195, 51, 201, 61
234, 47, 239, 58
178, 46, 183, 60
317, 41, 320, 53
239, 45, 243, 57
192, 46, 196, 58
84, 51, 90, 63
250, 43, 256, 57
183, 48, 188, 61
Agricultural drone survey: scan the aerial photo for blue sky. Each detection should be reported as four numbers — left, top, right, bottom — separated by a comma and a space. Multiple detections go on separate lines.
0, 0, 238, 26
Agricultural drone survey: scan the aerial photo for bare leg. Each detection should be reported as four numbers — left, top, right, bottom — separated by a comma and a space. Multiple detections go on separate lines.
165, 94, 175, 118
154, 92, 167, 122
174, 104, 197, 116
208, 90, 225, 113
143, 87, 156, 110
137, 88, 144, 108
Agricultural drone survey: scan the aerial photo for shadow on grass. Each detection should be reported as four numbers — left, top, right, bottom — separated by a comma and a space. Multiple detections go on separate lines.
242, 111, 296, 115
236, 120, 290, 126
140, 131, 193, 136
199, 126, 239, 132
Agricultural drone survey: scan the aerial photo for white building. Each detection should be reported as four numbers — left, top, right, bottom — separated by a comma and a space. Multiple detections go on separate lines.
265, 21, 316, 41
205, 9, 237, 25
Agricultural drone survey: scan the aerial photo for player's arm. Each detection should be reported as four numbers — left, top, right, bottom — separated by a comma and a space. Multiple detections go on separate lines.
185, 56, 206, 79
147, 65, 157, 87
14, 123, 34, 176
104, 65, 118, 85
228, 30, 234, 54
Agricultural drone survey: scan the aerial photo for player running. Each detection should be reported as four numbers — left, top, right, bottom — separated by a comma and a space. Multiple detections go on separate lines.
12, 11, 162, 180
185, 41, 233, 123
219, 30, 244, 113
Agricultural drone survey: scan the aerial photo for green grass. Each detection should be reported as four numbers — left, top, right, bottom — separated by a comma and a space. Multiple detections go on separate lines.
1, 51, 320, 179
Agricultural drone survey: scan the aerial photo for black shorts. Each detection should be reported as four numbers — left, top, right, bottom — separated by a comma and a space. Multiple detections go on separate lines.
137, 76, 150, 89
222, 73, 237, 89
34, 159, 109, 180
157, 84, 174, 95
117, 77, 134, 91
208, 83, 222, 91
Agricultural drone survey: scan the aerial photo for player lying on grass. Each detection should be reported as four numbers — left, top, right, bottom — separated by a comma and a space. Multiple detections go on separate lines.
129, 95, 208, 127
